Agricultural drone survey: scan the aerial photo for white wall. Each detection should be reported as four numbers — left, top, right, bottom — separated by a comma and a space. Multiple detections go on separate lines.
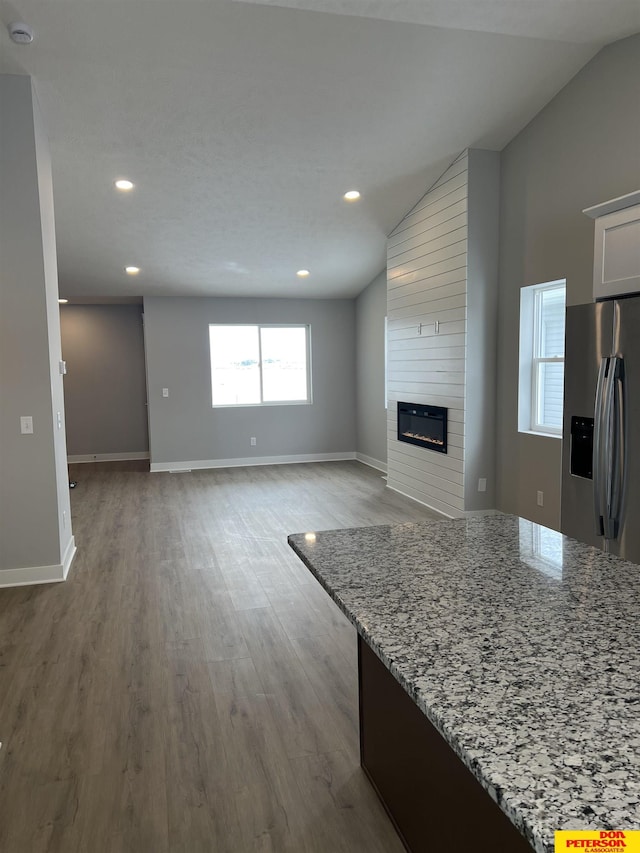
60, 305, 149, 458
355, 271, 387, 471
0, 75, 74, 583
496, 33, 640, 528
386, 150, 499, 517
143, 295, 356, 469
387, 152, 468, 516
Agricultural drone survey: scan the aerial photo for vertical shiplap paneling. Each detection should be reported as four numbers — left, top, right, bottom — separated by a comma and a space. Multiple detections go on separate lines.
386, 152, 467, 517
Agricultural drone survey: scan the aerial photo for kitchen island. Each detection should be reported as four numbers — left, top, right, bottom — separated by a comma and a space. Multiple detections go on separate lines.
288, 515, 640, 853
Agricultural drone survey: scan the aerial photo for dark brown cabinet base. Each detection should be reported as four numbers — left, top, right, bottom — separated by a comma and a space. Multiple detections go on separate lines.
358, 637, 534, 853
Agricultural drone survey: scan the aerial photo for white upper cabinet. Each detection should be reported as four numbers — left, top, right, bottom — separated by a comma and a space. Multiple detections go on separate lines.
584, 191, 640, 300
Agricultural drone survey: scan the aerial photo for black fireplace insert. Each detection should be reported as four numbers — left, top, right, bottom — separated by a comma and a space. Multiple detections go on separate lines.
397, 402, 448, 453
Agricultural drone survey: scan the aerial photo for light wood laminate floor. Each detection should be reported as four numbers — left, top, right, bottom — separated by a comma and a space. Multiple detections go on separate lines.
0, 460, 439, 852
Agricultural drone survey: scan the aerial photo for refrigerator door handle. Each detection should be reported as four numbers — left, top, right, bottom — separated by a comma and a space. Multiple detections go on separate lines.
607, 357, 625, 539
602, 356, 619, 540
593, 357, 608, 536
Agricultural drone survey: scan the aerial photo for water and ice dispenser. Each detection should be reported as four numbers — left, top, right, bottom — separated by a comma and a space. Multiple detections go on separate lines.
570, 416, 594, 479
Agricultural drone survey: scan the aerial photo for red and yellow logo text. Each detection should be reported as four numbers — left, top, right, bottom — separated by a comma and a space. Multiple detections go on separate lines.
555, 831, 640, 851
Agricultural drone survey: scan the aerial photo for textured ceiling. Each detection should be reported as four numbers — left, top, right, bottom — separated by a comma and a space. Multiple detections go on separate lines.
0, 0, 637, 301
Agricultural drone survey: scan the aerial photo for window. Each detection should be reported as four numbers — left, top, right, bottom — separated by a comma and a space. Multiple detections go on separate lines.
209, 324, 311, 407
518, 280, 566, 436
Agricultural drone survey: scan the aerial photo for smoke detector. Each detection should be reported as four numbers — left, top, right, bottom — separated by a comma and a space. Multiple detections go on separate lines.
9, 22, 34, 44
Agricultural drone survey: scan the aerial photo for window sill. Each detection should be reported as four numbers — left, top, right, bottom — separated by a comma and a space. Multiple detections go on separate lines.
518, 429, 562, 440
212, 400, 312, 409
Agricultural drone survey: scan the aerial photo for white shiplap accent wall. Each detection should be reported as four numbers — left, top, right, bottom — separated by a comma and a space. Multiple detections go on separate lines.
387, 152, 468, 517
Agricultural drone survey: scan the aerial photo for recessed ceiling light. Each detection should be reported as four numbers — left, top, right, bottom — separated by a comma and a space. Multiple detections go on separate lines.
115, 179, 134, 191
343, 190, 361, 201
296, 269, 310, 278
125, 266, 140, 275
58, 298, 68, 304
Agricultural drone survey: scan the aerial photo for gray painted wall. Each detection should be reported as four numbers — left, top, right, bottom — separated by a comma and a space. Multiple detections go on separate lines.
143, 296, 356, 466
0, 75, 73, 573
355, 271, 387, 469
496, 34, 640, 528
60, 305, 149, 456
465, 148, 499, 511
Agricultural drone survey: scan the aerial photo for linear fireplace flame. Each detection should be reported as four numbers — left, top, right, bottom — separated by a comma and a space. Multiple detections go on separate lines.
397, 402, 448, 454
400, 432, 445, 447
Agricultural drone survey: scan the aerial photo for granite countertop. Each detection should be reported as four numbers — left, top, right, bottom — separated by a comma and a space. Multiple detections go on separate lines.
288, 514, 640, 853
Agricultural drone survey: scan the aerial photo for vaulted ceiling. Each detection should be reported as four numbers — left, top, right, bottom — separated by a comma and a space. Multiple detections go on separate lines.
1, 0, 638, 301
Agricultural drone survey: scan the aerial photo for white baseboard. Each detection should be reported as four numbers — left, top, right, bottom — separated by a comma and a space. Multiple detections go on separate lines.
386, 483, 499, 520
355, 453, 387, 474
61, 535, 77, 579
150, 451, 357, 473
0, 536, 76, 588
385, 484, 457, 519
68, 452, 150, 463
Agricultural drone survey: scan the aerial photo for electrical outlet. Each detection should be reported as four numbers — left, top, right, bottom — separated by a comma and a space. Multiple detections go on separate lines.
478, 478, 487, 493
537, 490, 544, 507
162, 388, 169, 398
250, 437, 257, 446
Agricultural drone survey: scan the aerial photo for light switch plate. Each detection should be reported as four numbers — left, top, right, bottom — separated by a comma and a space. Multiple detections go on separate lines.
20, 416, 33, 434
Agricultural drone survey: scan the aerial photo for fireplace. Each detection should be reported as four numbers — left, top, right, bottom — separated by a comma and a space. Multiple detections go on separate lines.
397, 402, 448, 453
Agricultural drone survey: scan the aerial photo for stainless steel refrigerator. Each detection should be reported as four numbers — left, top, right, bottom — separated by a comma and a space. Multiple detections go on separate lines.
561, 296, 640, 563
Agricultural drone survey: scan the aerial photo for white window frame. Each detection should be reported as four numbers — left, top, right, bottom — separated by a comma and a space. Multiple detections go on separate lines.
518, 280, 566, 438
209, 323, 312, 408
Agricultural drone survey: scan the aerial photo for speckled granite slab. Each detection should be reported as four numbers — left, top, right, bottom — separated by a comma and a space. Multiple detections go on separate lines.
288, 515, 640, 853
